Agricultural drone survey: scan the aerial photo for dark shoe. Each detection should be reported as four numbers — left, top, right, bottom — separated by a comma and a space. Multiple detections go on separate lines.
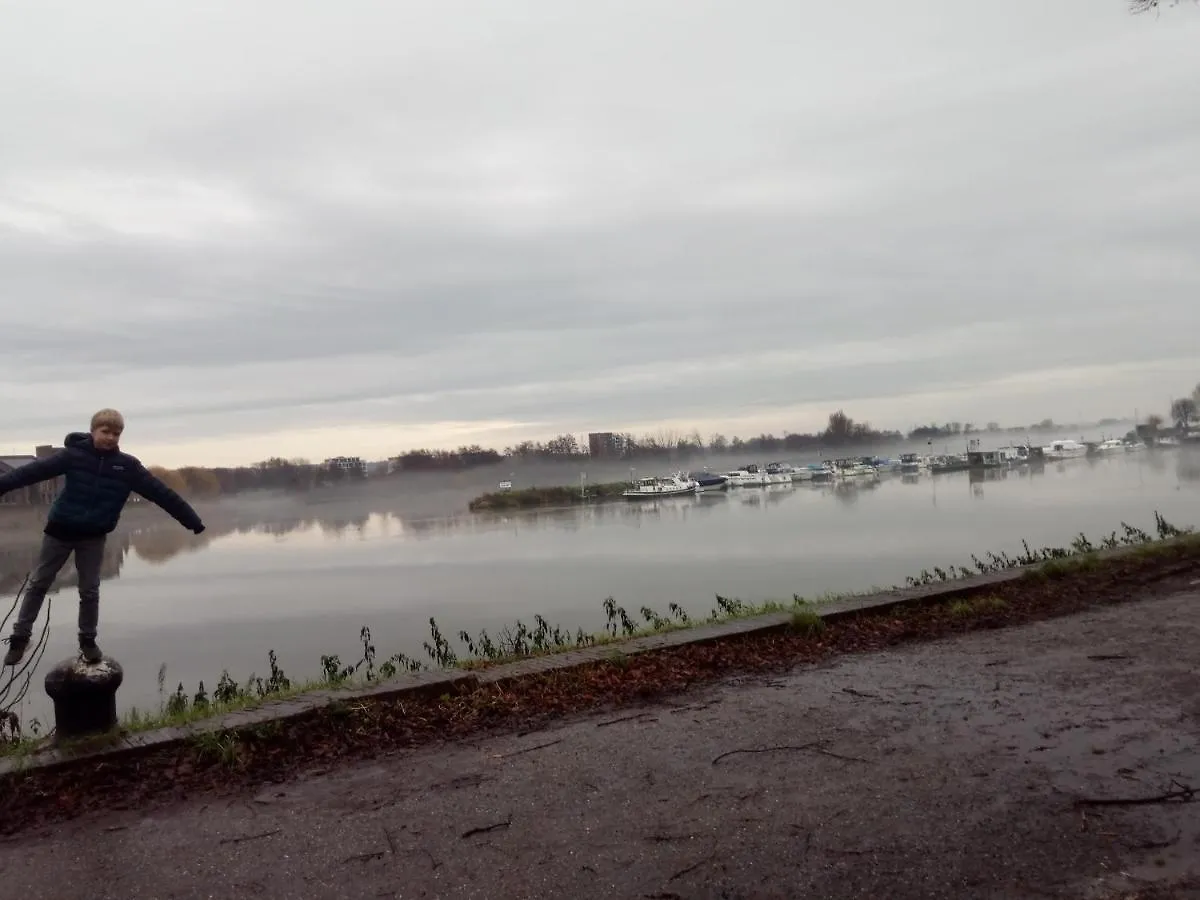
79, 639, 103, 665
3, 636, 29, 667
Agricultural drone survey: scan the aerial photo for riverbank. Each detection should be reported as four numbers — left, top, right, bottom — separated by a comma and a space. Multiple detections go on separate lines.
1, 514, 1193, 753
5, 582, 1200, 897
0, 531, 1197, 838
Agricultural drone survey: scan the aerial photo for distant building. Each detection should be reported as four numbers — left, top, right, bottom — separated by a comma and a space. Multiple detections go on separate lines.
588, 432, 619, 458
322, 456, 367, 476
0, 445, 64, 506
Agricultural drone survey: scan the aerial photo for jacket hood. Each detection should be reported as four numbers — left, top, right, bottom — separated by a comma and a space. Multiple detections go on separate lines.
64, 432, 93, 449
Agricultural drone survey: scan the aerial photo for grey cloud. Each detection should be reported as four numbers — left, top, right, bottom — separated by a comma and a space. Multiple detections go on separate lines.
3, 0, 1200, 457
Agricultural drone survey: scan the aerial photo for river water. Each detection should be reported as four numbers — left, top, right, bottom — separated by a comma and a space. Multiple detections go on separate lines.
2, 447, 1198, 727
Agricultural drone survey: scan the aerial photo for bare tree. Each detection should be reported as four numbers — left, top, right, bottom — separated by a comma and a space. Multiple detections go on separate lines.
1171, 397, 1197, 429
1130, 0, 1196, 12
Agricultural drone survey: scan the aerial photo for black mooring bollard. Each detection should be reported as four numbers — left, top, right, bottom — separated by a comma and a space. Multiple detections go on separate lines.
44, 656, 124, 742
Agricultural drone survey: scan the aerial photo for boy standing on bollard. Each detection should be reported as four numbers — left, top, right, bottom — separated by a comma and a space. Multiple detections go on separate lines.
0, 409, 205, 665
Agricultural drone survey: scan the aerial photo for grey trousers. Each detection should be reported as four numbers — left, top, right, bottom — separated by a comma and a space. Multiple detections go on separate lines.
12, 533, 106, 641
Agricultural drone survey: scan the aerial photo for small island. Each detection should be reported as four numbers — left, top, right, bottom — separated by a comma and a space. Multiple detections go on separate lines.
468, 481, 632, 512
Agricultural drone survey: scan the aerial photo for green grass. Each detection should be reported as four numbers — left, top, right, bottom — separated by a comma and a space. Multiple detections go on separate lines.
947, 600, 975, 617
975, 595, 1009, 612
790, 608, 826, 636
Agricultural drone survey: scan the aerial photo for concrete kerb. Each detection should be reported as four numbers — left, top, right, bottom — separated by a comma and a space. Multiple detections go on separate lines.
0, 539, 1182, 781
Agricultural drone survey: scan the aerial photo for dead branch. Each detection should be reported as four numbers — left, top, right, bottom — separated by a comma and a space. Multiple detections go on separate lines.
1074, 785, 1195, 807
598, 712, 656, 727
667, 850, 716, 882
712, 743, 869, 765
494, 739, 563, 758
219, 828, 281, 845
646, 832, 700, 843
668, 700, 721, 714
461, 815, 513, 839
343, 850, 386, 864
1127, 831, 1181, 850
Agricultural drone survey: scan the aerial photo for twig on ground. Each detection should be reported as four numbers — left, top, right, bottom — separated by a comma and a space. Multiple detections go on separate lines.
597, 713, 656, 727
383, 827, 398, 855
461, 815, 513, 839
712, 743, 869, 765
421, 848, 441, 870
219, 828, 281, 845
1075, 785, 1195, 807
668, 700, 721, 714
493, 739, 563, 759
1127, 831, 1181, 850
343, 850, 386, 864
667, 849, 716, 882
1087, 654, 1131, 661
841, 688, 879, 699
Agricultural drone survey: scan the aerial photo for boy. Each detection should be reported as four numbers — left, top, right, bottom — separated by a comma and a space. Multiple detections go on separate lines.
0, 409, 205, 666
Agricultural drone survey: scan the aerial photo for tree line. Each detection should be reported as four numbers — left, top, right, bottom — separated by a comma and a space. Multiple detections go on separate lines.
137, 382, 1199, 498
142, 456, 351, 499
388, 410, 1082, 472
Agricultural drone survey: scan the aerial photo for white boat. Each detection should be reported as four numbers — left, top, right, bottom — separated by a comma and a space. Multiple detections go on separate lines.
724, 464, 768, 487
622, 472, 698, 499
798, 462, 835, 480
1124, 441, 1146, 453
830, 458, 877, 478
764, 462, 799, 484
1095, 439, 1125, 454
899, 452, 929, 472
1043, 439, 1087, 460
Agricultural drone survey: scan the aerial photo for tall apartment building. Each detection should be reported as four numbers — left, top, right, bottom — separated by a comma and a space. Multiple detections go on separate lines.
588, 432, 619, 458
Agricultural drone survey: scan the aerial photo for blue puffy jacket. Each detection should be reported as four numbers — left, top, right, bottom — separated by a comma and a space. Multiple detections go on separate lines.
0, 432, 204, 539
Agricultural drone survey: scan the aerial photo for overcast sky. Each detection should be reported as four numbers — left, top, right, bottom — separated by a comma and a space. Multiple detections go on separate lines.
2, 1, 1198, 466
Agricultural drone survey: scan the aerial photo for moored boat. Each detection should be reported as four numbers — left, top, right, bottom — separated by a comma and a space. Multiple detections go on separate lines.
688, 471, 730, 492
929, 454, 970, 474
1043, 439, 1087, 461
830, 458, 877, 478
724, 464, 768, 487
764, 462, 800, 484
622, 472, 698, 499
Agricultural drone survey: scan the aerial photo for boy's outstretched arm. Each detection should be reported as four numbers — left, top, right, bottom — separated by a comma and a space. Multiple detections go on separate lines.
130, 464, 206, 534
0, 451, 69, 497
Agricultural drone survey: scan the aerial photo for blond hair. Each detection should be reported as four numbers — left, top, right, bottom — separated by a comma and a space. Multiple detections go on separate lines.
90, 408, 125, 432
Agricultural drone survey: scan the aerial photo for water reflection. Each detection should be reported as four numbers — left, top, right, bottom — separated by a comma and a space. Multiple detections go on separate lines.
1179, 454, 1200, 484
0, 533, 131, 596
1, 450, 1194, 598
